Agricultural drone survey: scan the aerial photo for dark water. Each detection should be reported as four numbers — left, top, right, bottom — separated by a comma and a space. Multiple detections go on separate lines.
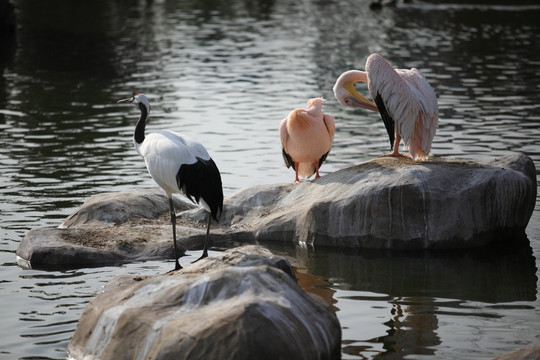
1, 0, 539, 359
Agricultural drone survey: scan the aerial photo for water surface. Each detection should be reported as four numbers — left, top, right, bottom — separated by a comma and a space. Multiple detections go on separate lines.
1, 0, 539, 359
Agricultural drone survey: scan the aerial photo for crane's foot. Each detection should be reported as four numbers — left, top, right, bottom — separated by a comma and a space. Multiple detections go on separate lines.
191, 251, 208, 264
165, 261, 183, 274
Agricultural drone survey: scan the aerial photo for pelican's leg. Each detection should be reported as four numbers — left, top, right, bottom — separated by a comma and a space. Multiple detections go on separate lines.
193, 213, 211, 263
314, 160, 321, 179
381, 132, 410, 158
169, 197, 182, 271
294, 162, 300, 183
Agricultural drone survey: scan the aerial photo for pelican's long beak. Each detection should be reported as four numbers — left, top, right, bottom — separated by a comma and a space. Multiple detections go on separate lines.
344, 82, 378, 111
116, 97, 134, 104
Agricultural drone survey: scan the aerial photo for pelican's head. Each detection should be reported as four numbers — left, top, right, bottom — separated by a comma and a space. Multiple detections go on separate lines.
306, 97, 325, 110
117, 93, 151, 113
333, 70, 378, 111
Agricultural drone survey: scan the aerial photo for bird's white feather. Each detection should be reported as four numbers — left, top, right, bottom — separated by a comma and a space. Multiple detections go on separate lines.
366, 54, 438, 159
136, 130, 210, 195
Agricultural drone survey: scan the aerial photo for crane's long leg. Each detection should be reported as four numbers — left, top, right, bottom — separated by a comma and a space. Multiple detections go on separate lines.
169, 197, 182, 271
294, 162, 300, 183
202, 213, 211, 259
193, 213, 211, 263
314, 160, 321, 179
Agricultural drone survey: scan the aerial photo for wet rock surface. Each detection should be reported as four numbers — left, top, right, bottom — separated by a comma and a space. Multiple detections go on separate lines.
216, 154, 536, 248
16, 189, 206, 269
67, 245, 341, 360
17, 154, 537, 269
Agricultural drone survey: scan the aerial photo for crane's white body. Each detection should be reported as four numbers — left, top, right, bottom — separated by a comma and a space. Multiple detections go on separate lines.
136, 131, 210, 196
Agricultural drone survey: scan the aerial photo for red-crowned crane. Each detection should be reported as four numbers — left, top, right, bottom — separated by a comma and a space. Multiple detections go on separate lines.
117, 94, 223, 271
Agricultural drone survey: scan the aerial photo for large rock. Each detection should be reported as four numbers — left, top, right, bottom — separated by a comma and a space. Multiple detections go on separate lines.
17, 154, 537, 269
67, 245, 341, 360
215, 154, 537, 248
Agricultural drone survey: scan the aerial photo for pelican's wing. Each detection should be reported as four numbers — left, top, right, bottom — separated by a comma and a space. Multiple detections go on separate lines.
366, 54, 438, 149
395, 69, 438, 150
279, 117, 294, 169
317, 112, 335, 168
366, 55, 410, 148
323, 113, 336, 143
406, 68, 438, 152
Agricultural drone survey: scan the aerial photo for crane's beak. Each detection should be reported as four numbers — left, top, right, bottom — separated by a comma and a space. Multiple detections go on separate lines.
344, 81, 378, 111
116, 97, 134, 104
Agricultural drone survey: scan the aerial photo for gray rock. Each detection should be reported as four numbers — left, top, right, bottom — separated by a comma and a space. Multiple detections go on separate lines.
216, 154, 536, 248
67, 245, 341, 360
16, 225, 189, 269
16, 189, 204, 269
17, 154, 537, 269
60, 188, 196, 228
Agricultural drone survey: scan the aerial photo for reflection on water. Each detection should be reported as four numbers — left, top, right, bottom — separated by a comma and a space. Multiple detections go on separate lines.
288, 239, 537, 304
1, 0, 540, 359
284, 237, 538, 358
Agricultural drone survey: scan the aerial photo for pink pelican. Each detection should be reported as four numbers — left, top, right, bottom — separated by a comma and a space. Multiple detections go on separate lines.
279, 98, 335, 182
333, 53, 438, 160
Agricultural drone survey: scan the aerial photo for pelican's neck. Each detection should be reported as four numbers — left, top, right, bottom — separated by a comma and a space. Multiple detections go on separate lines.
134, 102, 148, 145
341, 70, 368, 84
305, 98, 324, 117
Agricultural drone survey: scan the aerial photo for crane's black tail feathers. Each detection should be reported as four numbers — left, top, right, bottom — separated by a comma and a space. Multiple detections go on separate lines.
176, 157, 224, 221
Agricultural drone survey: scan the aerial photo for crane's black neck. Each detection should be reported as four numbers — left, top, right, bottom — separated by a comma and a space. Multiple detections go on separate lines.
134, 102, 148, 145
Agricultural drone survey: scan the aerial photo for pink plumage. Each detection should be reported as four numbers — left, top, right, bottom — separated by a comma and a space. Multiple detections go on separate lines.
279, 98, 335, 182
334, 53, 438, 160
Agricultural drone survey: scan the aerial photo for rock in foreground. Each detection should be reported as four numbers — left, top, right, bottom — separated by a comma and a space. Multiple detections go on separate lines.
67, 245, 341, 360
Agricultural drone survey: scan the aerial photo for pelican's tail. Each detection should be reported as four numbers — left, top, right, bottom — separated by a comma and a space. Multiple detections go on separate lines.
297, 162, 316, 179
407, 133, 430, 161
408, 145, 429, 161
406, 116, 434, 161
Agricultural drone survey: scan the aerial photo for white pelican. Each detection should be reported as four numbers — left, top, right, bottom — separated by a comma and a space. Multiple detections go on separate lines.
117, 94, 223, 271
279, 98, 335, 182
333, 53, 438, 160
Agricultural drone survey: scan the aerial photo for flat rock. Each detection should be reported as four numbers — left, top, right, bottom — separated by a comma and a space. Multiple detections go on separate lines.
17, 154, 537, 269
16, 189, 207, 269
67, 245, 341, 360
60, 188, 197, 228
